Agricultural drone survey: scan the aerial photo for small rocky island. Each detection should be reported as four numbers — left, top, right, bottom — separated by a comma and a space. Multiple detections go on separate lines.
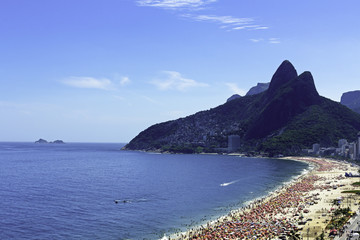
35, 138, 65, 144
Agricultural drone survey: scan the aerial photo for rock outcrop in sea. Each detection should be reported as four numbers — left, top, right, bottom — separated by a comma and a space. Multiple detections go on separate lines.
35, 139, 65, 144
35, 138, 48, 144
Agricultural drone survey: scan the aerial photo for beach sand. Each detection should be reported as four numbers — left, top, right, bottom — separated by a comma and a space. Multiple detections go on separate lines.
168, 157, 360, 240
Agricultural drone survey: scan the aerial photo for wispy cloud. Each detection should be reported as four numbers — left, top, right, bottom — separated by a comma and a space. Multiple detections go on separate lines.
61, 76, 131, 90
249, 38, 281, 44
250, 38, 264, 43
151, 71, 208, 91
182, 14, 268, 31
269, 38, 281, 44
137, 0, 217, 9
226, 83, 246, 96
137, 1, 268, 32
187, 14, 253, 25
61, 77, 114, 90
120, 76, 131, 86
142, 95, 159, 104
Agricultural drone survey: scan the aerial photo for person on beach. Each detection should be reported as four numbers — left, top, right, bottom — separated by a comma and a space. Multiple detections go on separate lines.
179, 158, 351, 240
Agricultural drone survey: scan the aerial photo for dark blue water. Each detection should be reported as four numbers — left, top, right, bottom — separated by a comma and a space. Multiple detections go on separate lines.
0, 142, 308, 239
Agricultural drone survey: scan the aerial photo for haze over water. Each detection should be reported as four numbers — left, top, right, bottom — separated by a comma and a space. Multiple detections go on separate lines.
0, 142, 308, 239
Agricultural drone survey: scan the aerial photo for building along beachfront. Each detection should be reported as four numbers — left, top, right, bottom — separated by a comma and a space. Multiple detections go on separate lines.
308, 131, 360, 160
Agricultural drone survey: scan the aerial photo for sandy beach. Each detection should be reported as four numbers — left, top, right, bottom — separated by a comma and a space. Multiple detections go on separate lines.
169, 157, 360, 240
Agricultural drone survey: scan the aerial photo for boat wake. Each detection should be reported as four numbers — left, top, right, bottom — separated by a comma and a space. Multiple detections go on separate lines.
220, 180, 239, 187
114, 198, 148, 204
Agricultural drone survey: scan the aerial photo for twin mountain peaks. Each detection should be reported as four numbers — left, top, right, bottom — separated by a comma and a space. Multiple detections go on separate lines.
125, 60, 360, 155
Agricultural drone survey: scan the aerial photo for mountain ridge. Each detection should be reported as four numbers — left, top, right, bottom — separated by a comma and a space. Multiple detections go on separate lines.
341, 90, 360, 114
226, 82, 270, 103
246, 82, 270, 96
125, 60, 360, 155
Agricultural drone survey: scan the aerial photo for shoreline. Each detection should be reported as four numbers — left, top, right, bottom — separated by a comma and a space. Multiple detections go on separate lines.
166, 157, 360, 240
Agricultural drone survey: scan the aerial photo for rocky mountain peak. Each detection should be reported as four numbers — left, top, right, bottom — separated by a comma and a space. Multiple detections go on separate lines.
247, 69, 320, 140
226, 94, 242, 102
341, 90, 360, 110
125, 60, 360, 155
294, 71, 320, 103
266, 60, 298, 97
246, 82, 270, 96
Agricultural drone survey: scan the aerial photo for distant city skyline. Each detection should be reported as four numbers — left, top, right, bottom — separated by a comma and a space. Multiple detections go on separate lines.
1, 0, 360, 142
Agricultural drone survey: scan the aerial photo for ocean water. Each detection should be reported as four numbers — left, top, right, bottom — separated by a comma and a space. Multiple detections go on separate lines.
0, 142, 308, 240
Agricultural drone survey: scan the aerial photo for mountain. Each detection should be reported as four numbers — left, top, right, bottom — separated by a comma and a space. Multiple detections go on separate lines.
246, 82, 270, 96
226, 94, 241, 102
341, 90, 360, 114
125, 60, 360, 155
226, 82, 270, 103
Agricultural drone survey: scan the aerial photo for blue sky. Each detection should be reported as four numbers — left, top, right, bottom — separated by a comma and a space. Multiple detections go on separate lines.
1, 0, 360, 142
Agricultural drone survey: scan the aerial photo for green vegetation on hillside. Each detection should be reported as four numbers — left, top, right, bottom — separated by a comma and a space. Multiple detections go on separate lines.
261, 99, 360, 155
124, 61, 360, 155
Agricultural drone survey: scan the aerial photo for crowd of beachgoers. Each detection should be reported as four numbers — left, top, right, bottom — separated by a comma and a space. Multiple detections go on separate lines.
172, 157, 351, 240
